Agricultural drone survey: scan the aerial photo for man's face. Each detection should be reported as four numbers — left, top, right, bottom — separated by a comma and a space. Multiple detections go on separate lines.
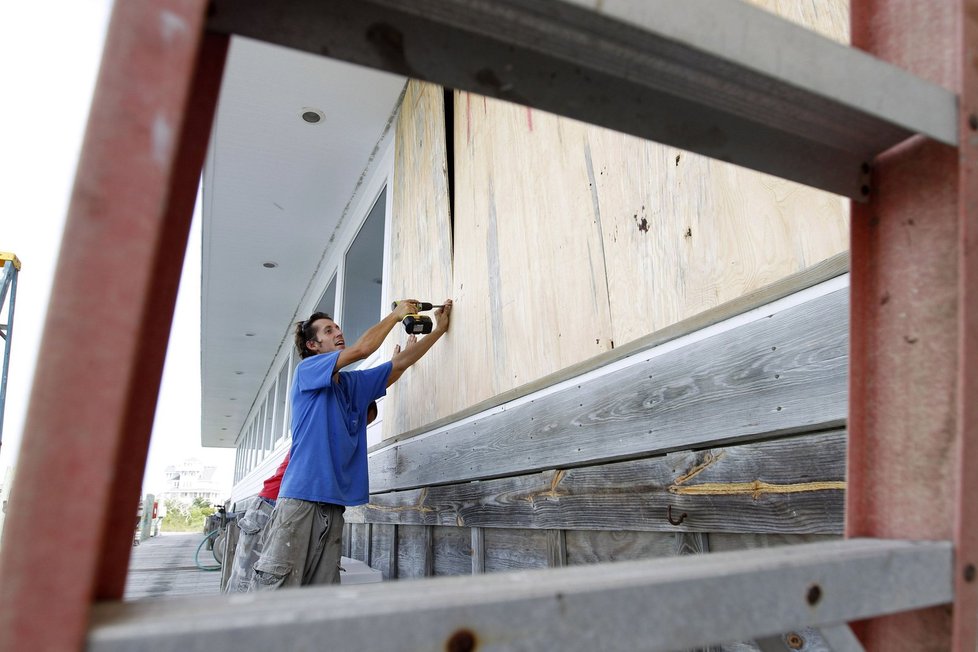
306, 318, 345, 354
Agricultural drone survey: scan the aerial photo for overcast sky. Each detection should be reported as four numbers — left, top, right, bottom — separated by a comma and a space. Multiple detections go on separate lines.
0, 1, 234, 497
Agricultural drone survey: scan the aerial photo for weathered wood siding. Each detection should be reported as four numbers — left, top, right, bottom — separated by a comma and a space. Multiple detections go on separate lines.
371, 285, 847, 492
348, 276, 850, 581
384, 2, 850, 439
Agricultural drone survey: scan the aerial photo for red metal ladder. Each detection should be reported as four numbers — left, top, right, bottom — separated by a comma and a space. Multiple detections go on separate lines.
0, 1, 974, 650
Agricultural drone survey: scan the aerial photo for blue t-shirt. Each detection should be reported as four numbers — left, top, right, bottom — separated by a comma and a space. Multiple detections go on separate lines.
279, 351, 392, 505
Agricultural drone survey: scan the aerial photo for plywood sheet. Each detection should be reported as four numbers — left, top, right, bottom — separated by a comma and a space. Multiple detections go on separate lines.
452, 94, 615, 411
384, 2, 850, 438
384, 80, 456, 438
589, 128, 849, 346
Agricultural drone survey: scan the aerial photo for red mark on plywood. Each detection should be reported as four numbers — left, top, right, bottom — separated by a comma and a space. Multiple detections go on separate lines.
526, 107, 533, 131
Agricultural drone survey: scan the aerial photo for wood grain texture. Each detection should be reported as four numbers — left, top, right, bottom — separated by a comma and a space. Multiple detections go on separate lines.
368, 288, 848, 493
392, 525, 429, 579
547, 530, 567, 568
450, 92, 615, 412
384, 79, 455, 439
349, 523, 368, 564
483, 528, 550, 573
353, 431, 846, 534
565, 530, 678, 565
373, 253, 847, 452
369, 523, 396, 580
589, 126, 849, 348
744, 0, 849, 42
471, 527, 485, 574
432, 526, 471, 576
708, 533, 840, 553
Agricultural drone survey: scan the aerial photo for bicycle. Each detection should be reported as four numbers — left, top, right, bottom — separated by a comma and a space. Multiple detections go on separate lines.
195, 506, 230, 572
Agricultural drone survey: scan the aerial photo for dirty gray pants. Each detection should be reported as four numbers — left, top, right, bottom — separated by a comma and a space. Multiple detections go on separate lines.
224, 496, 274, 593
250, 497, 345, 590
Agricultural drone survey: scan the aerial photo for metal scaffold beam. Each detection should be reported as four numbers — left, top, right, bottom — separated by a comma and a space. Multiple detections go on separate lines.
205, 0, 957, 200
87, 539, 951, 652
0, 252, 20, 449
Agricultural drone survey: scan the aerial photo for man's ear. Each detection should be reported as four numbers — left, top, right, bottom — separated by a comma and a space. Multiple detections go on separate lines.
305, 339, 318, 353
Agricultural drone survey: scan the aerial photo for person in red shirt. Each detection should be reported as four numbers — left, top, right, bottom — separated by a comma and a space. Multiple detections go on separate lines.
224, 401, 376, 593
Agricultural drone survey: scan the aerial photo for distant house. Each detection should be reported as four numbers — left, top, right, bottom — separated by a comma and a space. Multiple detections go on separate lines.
160, 458, 223, 505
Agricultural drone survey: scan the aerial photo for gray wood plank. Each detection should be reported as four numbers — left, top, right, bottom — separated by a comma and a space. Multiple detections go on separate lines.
388, 524, 399, 581
370, 523, 396, 580
675, 531, 710, 556
422, 525, 434, 577
708, 533, 840, 554
432, 526, 471, 576
352, 431, 846, 535
368, 288, 847, 493
123, 533, 222, 601
547, 530, 567, 568
349, 523, 368, 563
206, 1, 956, 198
565, 530, 677, 565
483, 529, 550, 573
394, 525, 428, 579
471, 527, 485, 574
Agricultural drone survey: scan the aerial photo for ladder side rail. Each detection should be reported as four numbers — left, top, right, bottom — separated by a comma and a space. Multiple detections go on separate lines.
87, 539, 952, 652
0, 261, 13, 310
0, 1, 227, 650
846, 0, 976, 650
954, 0, 978, 648
0, 260, 17, 444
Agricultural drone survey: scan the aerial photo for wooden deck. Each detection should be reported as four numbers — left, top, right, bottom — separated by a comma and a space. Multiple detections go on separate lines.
124, 531, 384, 601
124, 532, 222, 601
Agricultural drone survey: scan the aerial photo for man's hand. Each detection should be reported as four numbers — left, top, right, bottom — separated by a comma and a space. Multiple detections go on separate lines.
386, 298, 452, 387
392, 299, 421, 321
433, 299, 453, 333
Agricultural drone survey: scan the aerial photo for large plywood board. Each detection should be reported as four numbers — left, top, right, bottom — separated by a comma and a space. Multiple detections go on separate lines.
384, 80, 456, 438
452, 94, 615, 410
384, 2, 849, 438
589, 128, 849, 346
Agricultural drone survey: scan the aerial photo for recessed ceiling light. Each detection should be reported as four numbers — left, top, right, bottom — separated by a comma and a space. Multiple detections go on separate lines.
245, 332, 256, 337
224, 414, 232, 418
235, 371, 244, 375
301, 108, 325, 124
262, 261, 278, 269
230, 397, 237, 401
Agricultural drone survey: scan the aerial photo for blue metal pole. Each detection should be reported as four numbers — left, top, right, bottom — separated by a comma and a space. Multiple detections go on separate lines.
0, 260, 19, 449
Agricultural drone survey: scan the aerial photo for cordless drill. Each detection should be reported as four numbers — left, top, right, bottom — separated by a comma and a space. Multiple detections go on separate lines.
391, 301, 444, 334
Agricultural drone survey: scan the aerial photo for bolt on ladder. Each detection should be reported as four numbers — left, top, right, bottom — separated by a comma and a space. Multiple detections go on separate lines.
0, 1, 974, 650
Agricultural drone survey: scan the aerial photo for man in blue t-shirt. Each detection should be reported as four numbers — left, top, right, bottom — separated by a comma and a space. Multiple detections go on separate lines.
250, 298, 452, 589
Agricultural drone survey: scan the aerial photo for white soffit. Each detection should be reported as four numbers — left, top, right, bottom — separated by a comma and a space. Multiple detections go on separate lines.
200, 36, 405, 448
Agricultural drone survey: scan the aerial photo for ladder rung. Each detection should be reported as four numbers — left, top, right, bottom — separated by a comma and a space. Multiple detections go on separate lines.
88, 538, 952, 651
206, 0, 957, 200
